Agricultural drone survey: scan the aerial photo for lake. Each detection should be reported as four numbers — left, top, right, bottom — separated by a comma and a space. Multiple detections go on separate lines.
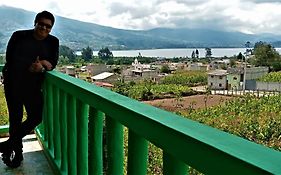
78, 48, 281, 58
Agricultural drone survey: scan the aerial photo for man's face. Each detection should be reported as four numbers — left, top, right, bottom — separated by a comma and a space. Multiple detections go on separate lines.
34, 18, 53, 39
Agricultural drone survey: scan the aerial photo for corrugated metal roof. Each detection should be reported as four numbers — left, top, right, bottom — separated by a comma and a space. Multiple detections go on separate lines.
91, 72, 114, 80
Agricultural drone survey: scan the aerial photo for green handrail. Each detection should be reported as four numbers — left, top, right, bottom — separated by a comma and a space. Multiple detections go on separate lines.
34, 70, 281, 175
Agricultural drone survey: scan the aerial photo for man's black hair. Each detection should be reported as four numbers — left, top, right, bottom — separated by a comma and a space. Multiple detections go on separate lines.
34, 11, 55, 26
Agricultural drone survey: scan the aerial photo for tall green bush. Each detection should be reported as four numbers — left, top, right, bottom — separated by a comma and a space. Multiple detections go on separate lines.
258, 71, 281, 82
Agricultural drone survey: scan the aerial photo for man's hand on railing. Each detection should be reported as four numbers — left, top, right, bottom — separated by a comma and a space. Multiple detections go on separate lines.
29, 57, 44, 73
40, 60, 53, 70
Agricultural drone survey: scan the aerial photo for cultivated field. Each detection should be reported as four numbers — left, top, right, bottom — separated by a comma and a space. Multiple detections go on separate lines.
143, 94, 234, 112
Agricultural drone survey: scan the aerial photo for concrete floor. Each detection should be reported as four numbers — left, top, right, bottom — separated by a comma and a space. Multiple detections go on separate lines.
0, 134, 54, 175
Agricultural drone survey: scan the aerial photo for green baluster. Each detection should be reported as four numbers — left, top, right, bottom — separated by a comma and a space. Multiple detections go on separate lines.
163, 151, 188, 175
47, 82, 54, 154
53, 86, 61, 165
42, 81, 48, 141
59, 90, 67, 174
88, 107, 104, 175
127, 129, 148, 175
106, 116, 124, 175
77, 100, 89, 175
67, 95, 77, 175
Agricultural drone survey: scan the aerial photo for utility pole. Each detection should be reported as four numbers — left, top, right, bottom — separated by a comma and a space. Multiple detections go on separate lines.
243, 56, 247, 93
243, 41, 251, 93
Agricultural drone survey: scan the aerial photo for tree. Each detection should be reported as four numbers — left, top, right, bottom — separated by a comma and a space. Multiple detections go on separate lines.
106, 59, 114, 65
113, 67, 121, 74
75, 56, 85, 65
91, 57, 104, 64
245, 41, 252, 57
160, 65, 171, 74
191, 51, 195, 58
245, 41, 251, 48
237, 52, 244, 61
98, 47, 113, 60
195, 49, 199, 58
229, 59, 236, 68
59, 45, 76, 62
272, 62, 281, 71
81, 46, 93, 61
205, 48, 212, 58
58, 55, 70, 65
251, 41, 281, 70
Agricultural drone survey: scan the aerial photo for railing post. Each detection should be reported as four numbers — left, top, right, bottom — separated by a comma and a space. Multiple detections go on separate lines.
106, 116, 124, 175
67, 95, 77, 175
46, 82, 54, 154
127, 129, 148, 175
59, 90, 68, 174
77, 100, 89, 175
42, 81, 48, 141
163, 151, 188, 175
88, 107, 104, 175
53, 86, 61, 166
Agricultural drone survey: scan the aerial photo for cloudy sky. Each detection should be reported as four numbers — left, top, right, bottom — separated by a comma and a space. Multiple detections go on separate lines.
1, 0, 281, 34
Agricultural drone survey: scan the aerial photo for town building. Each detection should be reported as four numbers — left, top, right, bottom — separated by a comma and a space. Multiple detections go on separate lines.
208, 67, 269, 90
207, 69, 228, 90
227, 66, 269, 90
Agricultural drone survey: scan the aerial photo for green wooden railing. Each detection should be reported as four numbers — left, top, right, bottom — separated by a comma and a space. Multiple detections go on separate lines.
1, 65, 281, 175
35, 70, 281, 175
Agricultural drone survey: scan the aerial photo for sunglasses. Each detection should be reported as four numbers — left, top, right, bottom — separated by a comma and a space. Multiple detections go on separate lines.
37, 22, 52, 29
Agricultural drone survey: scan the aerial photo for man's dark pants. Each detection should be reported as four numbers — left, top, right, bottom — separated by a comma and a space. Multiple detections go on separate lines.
4, 78, 43, 152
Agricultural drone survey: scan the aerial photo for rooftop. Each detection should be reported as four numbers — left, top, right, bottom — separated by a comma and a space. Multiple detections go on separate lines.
91, 72, 114, 80
208, 69, 228, 76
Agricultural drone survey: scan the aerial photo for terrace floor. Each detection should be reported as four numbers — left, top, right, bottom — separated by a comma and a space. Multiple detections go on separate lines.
0, 134, 54, 175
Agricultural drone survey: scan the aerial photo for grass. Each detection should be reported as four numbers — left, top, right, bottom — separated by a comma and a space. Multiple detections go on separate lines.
0, 86, 27, 126
0, 86, 8, 125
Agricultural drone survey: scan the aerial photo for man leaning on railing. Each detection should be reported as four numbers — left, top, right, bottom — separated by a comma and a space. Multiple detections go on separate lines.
0, 10, 59, 168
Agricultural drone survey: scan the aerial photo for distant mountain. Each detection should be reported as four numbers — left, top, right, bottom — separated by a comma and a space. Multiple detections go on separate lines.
1, 5, 281, 53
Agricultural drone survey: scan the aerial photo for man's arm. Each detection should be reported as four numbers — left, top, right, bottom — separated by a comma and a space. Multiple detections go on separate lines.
46, 37, 59, 70
38, 37, 59, 71
5, 32, 18, 66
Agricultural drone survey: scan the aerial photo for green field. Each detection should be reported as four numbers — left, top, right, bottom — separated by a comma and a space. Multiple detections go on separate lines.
180, 94, 281, 151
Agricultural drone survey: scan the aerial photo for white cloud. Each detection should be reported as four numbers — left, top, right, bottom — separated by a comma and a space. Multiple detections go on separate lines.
1, 0, 281, 34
